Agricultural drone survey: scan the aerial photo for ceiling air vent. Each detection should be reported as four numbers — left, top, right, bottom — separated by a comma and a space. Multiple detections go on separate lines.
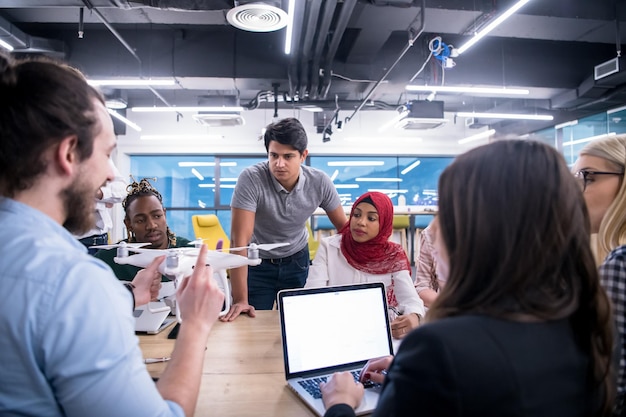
398, 100, 448, 130
226, 2, 288, 32
193, 113, 244, 127
595, 57, 620, 81
192, 95, 245, 127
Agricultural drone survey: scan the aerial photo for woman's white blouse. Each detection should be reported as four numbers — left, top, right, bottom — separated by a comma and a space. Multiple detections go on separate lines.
306, 234, 425, 317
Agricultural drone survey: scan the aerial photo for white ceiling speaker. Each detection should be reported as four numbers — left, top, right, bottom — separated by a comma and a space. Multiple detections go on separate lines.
226, 2, 288, 32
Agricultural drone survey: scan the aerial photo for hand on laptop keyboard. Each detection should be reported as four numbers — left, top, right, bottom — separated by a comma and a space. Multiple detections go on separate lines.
299, 370, 373, 399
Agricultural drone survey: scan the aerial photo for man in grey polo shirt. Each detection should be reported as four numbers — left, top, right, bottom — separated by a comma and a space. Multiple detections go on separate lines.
222, 117, 347, 321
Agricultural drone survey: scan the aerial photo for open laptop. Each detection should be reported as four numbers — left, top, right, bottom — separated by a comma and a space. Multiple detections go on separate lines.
134, 302, 175, 334
278, 282, 393, 416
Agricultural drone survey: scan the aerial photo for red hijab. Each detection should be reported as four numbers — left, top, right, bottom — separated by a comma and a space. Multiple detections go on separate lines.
340, 192, 411, 276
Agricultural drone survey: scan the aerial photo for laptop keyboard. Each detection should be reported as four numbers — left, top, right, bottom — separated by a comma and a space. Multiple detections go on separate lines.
298, 370, 361, 399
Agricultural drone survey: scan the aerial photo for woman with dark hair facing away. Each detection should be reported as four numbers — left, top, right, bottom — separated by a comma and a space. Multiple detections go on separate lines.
320, 140, 615, 417
306, 191, 424, 339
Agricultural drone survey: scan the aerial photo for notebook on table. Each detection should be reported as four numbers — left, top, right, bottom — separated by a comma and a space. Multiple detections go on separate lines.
278, 282, 393, 416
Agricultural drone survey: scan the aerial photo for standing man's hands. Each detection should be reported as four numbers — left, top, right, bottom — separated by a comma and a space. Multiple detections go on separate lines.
220, 301, 256, 322
131, 255, 165, 307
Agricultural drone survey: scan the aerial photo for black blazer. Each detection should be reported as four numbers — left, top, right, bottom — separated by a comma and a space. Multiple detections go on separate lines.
325, 315, 599, 417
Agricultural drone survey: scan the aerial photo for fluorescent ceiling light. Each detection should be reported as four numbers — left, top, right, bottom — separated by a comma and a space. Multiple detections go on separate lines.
330, 170, 339, 181
327, 161, 385, 167
132, 106, 244, 113
191, 168, 204, 181
141, 134, 224, 140
457, 0, 532, 55
284, 0, 295, 54
400, 160, 421, 175
219, 177, 239, 182
334, 184, 360, 189
198, 183, 236, 189
456, 111, 553, 121
300, 105, 324, 112
355, 178, 402, 182
369, 189, 409, 193
343, 136, 423, 143
88, 79, 176, 87
608, 105, 626, 115
107, 109, 142, 132
563, 132, 616, 147
406, 85, 529, 95
555, 120, 578, 129
178, 162, 237, 167
458, 128, 496, 144
0, 39, 14, 51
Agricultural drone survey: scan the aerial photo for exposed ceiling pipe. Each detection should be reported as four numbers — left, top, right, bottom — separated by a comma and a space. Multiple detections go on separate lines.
287, 0, 306, 100
613, 0, 622, 58
319, 0, 357, 100
308, 0, 338, 100
81, 0, 175, 109
82, 0, 141, 65
345, 0, 425, 123
296, 1, 322, 99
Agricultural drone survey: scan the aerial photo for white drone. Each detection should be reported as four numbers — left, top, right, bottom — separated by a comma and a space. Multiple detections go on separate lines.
95, 240, 289, 321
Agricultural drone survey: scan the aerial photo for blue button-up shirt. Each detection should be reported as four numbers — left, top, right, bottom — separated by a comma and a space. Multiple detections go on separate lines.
0, 197, 183, 417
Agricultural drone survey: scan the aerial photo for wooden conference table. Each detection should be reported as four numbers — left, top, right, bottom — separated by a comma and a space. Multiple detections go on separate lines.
139, 311, 323, 417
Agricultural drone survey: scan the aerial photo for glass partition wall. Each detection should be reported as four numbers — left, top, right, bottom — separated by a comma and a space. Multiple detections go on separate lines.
129, 155, 453, 241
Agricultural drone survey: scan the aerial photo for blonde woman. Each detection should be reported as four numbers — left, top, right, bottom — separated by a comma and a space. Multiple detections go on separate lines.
574, 134, 626, 414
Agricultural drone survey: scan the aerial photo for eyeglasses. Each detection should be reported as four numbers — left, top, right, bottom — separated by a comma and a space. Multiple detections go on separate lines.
574, 169, 624, 192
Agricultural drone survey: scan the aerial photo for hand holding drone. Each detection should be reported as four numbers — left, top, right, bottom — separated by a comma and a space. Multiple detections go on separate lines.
102, 240, 289, 322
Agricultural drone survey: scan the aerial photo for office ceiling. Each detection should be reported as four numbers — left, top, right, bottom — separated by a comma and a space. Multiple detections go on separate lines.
1, 0, 626, 135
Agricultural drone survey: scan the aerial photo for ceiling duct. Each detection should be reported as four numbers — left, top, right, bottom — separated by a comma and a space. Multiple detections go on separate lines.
226, 1, 288, 32
0, 14, 65, 55
192, 95, 245, 127
397, 100, 448, 130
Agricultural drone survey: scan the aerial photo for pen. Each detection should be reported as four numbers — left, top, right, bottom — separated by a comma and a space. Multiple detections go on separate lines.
389, 306, 402, 317
144, 357, 171, 364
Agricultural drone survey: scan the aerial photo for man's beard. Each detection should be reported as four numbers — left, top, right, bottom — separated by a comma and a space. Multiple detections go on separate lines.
62, 173, 96, 236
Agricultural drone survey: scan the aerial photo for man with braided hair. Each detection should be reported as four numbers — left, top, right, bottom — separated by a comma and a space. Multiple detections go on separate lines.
95, 177, 193, 282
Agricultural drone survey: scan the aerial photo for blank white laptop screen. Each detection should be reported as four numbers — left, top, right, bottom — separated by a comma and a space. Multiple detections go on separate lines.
280, 283, 392, 377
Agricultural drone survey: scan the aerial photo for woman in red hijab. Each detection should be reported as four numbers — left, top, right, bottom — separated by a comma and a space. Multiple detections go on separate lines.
306, 192, 424, 339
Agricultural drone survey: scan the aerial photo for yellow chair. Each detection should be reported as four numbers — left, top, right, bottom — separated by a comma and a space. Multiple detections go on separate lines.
307, 220, 319, 261
191, 214, 230, 251
391, 214, 410, 256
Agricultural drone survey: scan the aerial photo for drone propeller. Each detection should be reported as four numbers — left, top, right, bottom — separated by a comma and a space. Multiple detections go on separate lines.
228, 242, 290, 252
89, 242, 150, 250
188, 238, 225, 251
187, 238, 206, 247
128, 246, 197, 256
